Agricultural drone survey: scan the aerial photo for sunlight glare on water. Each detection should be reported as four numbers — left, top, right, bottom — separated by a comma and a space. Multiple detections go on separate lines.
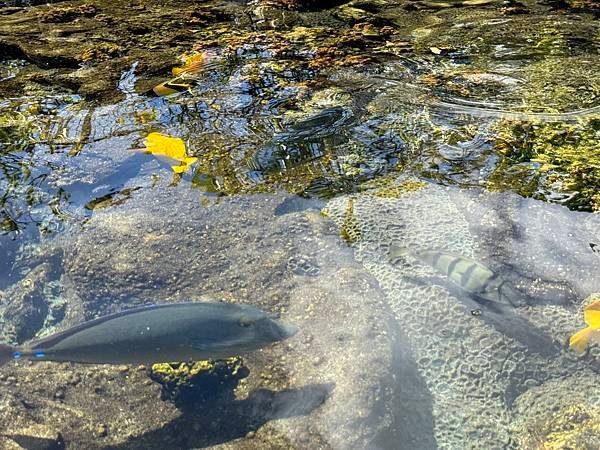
0, 0, 599, 448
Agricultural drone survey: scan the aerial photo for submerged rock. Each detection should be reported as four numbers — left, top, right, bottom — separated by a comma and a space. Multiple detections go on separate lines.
325, 177, 600, 448
4, 424, 65, 450
512, 374, 600, 449
2, 185, 420, 449
0, 263, 54, 343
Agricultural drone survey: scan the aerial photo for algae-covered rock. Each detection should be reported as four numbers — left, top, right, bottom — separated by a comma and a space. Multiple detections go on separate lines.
512, 374, 600, 449
5, 424, 65, 450
491, 117, 600, 211
149, 358, 248, 407
0, 263, 54, 343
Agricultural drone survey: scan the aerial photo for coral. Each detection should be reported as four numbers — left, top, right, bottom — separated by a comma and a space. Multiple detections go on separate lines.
149, 357, 249, 407
339, 197, 361, 244
538, 404, 600, 449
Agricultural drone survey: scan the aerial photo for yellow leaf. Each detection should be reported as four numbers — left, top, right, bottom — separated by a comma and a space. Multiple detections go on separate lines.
584, 300, 600, 328
143, 132, 197, 173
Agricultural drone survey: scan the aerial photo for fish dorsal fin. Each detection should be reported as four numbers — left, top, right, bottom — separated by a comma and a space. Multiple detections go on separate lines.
584, 300, 600, 328
27, 303, 199, 349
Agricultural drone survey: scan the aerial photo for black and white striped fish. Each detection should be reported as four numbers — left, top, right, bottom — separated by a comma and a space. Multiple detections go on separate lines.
389, 245, 525, 307
389, 246, 563, 356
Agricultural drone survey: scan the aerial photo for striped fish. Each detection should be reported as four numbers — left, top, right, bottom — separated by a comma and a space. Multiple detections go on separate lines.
389, 245, 524, 307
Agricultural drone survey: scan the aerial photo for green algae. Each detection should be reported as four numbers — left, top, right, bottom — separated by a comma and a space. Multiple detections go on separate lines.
0, 109, 39, 154
149, 357, 249, 407
490, 117, 600, 211
369, 179, 428, 198
0, 98, 77, 234
340, 197, 361, 244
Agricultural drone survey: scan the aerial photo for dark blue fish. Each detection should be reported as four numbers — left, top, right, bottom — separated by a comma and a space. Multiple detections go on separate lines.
0, 302, 298, 365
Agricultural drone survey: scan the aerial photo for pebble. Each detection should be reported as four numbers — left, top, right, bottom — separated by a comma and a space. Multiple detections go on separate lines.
54, 389, 65, 400
95, 424, 108, 438
68, 374, 82, 385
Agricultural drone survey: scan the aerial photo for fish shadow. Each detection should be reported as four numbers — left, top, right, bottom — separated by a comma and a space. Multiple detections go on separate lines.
102, 383, 333, 450
405, 274, 562, 358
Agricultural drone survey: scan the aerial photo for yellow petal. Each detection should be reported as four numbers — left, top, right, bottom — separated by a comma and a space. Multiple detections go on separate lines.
144, 132, 186, 160
584, 300, 600, 328
569, 327, 594, 354
144, 133, 196, 174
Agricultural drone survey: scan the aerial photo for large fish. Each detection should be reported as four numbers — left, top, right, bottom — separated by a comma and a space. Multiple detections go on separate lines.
0, 302, 298, 366
389, 245, 525, 307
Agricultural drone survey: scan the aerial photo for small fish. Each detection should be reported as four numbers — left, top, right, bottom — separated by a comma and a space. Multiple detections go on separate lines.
0, 302, 298, 366
141, 132, 198, 174
151, 78, 194, 97
389, 245, 524, 307
591, 243, 599, 256
569, 300, 600, 355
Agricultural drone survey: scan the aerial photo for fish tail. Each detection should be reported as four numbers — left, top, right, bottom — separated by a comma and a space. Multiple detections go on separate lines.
569, 327, 594, 355
389, 245, 410, 264
0, 343, 15, 366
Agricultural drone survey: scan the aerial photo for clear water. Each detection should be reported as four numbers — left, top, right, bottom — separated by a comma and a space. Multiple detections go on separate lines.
0, 1, 599, 448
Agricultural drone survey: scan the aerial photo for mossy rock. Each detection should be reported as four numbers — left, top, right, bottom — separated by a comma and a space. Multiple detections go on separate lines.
490, 117, 600, 211
149, 357, 249, 407
525, 403, 600, 449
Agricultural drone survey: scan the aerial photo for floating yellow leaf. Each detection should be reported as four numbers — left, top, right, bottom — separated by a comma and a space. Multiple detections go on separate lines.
143, 132, 197, 173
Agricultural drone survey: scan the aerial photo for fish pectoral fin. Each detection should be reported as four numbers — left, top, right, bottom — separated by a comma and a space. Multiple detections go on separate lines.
172, 165, 187, 174
182, 157, 198, 166
189, 341, 228, 351
389, 245, 410, 264
171, 157, 198, 173
569, 327, 594, 354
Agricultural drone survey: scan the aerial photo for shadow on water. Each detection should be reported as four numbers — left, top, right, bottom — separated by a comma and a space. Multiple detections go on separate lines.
103, 383, 333, 450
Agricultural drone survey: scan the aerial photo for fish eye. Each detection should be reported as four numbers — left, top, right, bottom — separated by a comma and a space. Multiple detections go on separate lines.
238, 316, 255, 328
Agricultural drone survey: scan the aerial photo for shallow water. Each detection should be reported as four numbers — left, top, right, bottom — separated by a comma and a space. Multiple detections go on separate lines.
0, 0, 599, 448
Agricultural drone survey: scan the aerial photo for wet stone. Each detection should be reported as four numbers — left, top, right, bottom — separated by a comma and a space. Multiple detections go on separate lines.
6, 424, 65, 450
